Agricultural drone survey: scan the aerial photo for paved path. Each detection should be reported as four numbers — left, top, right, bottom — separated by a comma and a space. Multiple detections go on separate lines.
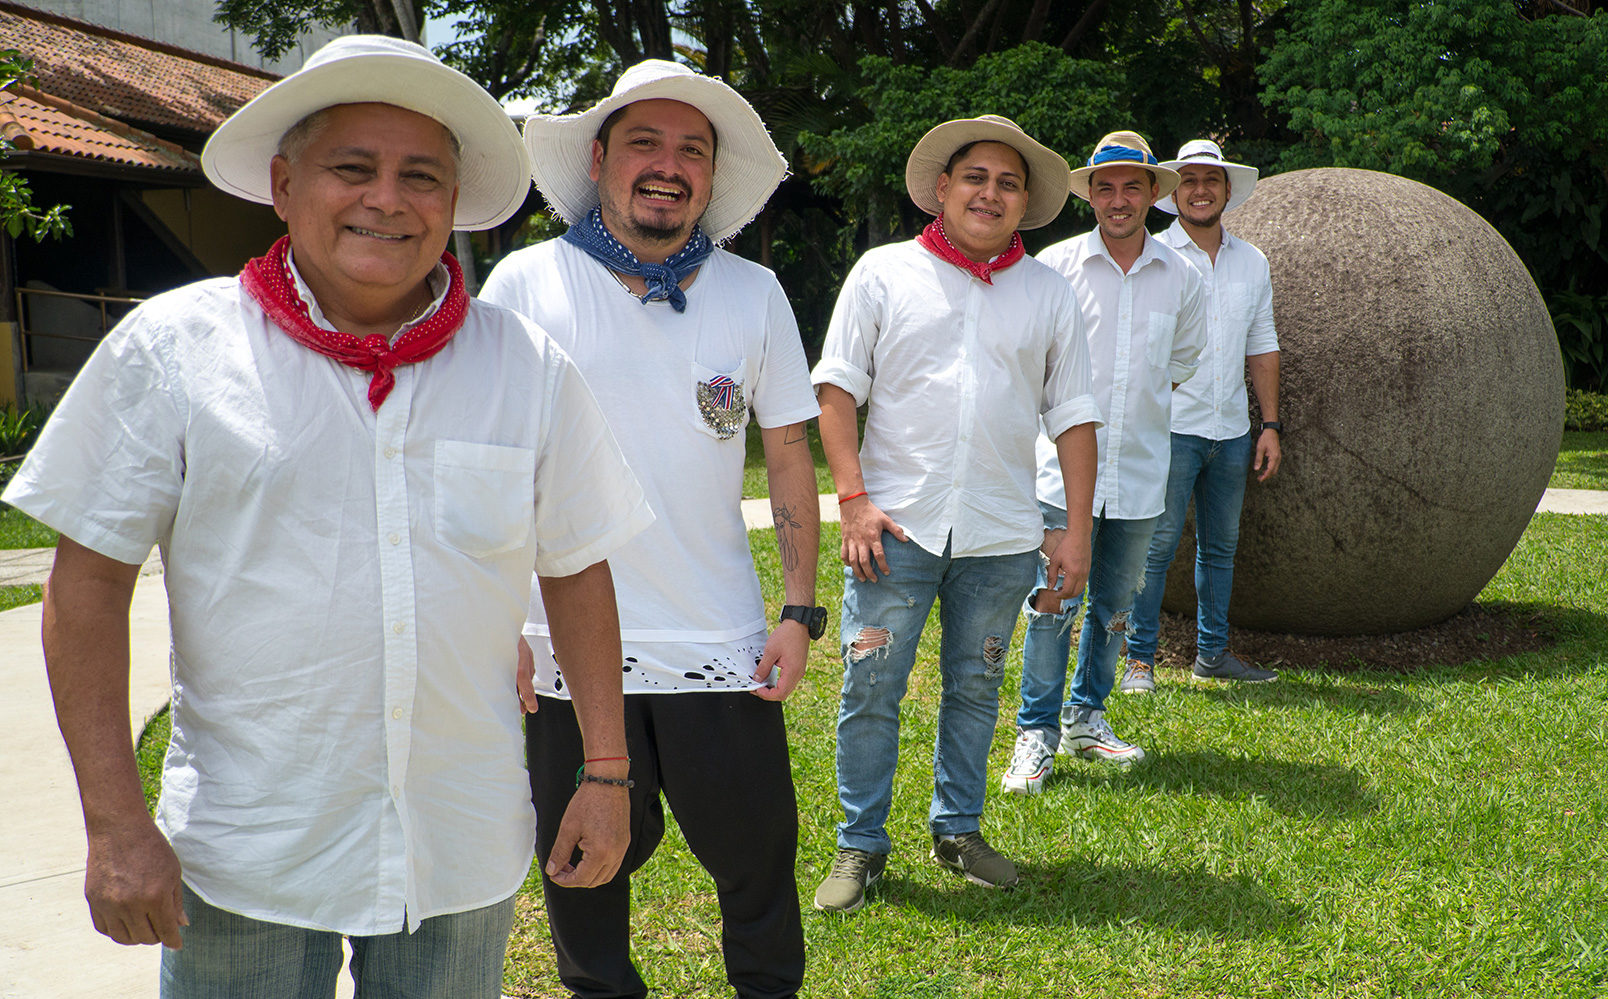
0, 485, 1598, 994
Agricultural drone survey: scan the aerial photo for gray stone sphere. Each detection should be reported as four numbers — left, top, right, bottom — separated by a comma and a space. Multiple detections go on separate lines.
1160, 167, 1563, 635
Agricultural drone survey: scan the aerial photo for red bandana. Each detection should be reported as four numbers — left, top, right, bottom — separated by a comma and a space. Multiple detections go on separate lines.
915, 217, 1025, 284
239, 236, 469, 411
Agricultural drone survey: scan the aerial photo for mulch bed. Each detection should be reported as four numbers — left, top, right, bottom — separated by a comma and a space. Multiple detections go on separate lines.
1149, 604, 1557, 674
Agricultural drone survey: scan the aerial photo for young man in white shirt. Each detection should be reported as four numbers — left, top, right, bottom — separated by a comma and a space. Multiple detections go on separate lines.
1004, 131, 1205, 795
3, 37, 649, 997
812, 115, 1100, 911
479, 60, 821, 999
1122, 139, 1282, 687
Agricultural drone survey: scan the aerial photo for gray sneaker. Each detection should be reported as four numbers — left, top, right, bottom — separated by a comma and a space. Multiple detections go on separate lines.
1120, 658, 1156, 694
1193, 650, 1278, 683
931, 831, 1018, 888
813, 848, 886, 913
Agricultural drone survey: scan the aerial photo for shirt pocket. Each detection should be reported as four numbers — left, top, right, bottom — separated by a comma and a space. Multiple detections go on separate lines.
689, 359, 750, 441
433, 440, 535, 558
1146, 312, 1177, 371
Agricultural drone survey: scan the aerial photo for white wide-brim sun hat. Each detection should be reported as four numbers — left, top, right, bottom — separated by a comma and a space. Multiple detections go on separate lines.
1157, 138, 1259, 214
1068, 130, 1180, 203
903, 115, 1071, 231
201, 35, 530, 231
523, 59, 787, 244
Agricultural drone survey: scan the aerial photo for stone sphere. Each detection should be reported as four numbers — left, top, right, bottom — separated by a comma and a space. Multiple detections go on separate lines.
1160, 167, 1563, 635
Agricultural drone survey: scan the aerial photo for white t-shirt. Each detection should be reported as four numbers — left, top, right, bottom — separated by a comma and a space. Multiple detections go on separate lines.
2, 267, 650, 934
811, 239, 1102, 559
1035, 230, 1206, 520
1157, 220, 1280, 440
480, 240, 819, 695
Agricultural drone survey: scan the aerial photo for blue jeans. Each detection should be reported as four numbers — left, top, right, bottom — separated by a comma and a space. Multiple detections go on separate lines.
1016, 502, 1158, 741
160, 884, 516, 998
1127, 432, 1253, 664
833, 533, 1038, 854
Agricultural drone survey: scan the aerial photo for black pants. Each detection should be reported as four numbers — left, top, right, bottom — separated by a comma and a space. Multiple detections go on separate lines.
527, 692, 804, 999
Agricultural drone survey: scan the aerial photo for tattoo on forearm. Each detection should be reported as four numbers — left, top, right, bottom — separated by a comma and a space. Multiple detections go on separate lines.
773, 502, 801, 573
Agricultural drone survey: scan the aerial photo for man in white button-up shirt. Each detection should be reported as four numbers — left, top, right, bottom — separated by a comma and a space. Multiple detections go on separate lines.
1004, 131, 1205, 795
1124, 139, 1282, 688
1, 37, 650, 997
812, 115, 1100, 911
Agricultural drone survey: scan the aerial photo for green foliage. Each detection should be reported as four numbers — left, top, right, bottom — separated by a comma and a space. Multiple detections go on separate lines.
800, 43, 1122, 242
0, 583, 41, 611
1552, 431, 1608, 491
1261, 0, 1608, 390
1564, 390, 1608, 433
1, 49, 71, 242
0, 402, 43, 457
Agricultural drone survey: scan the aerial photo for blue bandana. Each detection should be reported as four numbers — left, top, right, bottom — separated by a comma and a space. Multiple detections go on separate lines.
1087, 144, 1160, 168
561, 206, 714, 313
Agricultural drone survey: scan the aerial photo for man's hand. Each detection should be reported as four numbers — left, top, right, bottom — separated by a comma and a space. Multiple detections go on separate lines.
751, 619, 809, 701
1044, 529, 1091, 604
1254, 428, 1282, 482
85, 818, 186, 949
544, 782, 629, 888
515, 636, 539, 714
839, 497, 906, 582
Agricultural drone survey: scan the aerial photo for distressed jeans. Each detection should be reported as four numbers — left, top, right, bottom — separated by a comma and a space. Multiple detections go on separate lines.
1127, 431, 1254, 664
1016, 502, 1159, 743
833, 532, 1038, 854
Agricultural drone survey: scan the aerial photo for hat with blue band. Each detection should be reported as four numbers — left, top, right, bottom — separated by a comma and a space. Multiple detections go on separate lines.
1068, 130, 1179, 203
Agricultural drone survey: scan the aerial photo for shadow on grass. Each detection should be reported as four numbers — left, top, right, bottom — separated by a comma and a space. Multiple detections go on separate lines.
884, 857, 1301, 937
1051, 751, 1375, 818
1175, 670, 1426, 715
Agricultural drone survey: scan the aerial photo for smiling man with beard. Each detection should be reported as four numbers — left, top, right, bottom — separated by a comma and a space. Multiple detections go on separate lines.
811, 116, 1100, 912
479, 60, 821, 999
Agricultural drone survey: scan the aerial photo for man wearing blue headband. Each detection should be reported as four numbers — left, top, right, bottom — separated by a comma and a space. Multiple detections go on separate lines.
1003, 130, 1206, 795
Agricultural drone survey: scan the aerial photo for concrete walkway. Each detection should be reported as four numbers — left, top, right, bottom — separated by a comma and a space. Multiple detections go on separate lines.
0, 485, 1598, 995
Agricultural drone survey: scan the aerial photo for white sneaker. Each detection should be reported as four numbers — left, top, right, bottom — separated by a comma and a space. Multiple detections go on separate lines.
1001, 729, 1056, 795
1060, 709, 1145, 765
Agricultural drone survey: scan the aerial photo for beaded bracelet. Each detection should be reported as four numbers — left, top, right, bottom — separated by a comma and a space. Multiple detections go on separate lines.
574, 765, 634, 789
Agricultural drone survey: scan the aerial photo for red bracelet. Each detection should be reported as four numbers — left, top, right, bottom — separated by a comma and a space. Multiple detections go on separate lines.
585, 756, 629, 764
838, 490, 868, 504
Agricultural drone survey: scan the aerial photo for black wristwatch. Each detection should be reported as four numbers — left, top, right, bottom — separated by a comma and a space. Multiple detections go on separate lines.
779, 605, 828, 640
1260, 420, 1284, 433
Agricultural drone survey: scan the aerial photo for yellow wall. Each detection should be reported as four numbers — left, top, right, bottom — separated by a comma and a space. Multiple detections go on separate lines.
0, 323, 16, 408
141, 187, 287, 275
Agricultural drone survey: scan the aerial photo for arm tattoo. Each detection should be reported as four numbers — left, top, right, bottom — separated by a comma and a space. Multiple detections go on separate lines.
772, 502, 802, 574
783, 424, 807, 445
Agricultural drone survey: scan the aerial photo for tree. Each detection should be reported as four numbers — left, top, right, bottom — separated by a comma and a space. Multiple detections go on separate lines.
1, 50, 71, 242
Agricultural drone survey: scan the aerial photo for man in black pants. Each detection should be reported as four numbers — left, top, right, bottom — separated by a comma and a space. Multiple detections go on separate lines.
481, 58, 822, 999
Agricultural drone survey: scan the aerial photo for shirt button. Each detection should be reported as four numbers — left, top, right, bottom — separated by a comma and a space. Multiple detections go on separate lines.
392, 622, 404, 635
391, 707, 403, 719
391, 785, 400, 797
388, 532, 400, 545
384, 446, 398, 459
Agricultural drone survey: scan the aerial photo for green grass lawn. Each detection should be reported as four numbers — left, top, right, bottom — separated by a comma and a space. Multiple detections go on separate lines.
0, 583, 41, 612
0, 505, 57, 549
1551, 431, 1608, 490
742, 419, 836, 498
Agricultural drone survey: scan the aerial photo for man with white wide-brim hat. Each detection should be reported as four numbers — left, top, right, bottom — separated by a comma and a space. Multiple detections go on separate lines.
1003, 129, 1206, 795
1124, 137, 1283, 688
811, 114, 1101, 911
2, 34, 652, 996
480, 58, 820, 998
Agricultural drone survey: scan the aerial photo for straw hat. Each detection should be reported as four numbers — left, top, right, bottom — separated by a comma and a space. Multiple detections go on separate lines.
903, 115, 1071, 230
1156, 138, 1259, 214
522, 59, 786, 244
1068, 131, 1180, 203
201, 35, 530, 231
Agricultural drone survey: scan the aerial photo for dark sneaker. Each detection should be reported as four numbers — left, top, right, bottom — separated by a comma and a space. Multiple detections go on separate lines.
1120, 658, 1156, 694
813, 848, 886, 913
931, 832, 1018, 888
1193, 650, 1278, 683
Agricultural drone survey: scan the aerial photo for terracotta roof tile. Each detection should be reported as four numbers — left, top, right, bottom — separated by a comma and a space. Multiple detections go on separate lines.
0, 2, 275, 138
1, 87, 199, 173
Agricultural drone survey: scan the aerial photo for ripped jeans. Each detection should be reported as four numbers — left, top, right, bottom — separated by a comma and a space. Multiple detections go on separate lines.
833, 532, 1037, 854
1016, 502, 1159, 746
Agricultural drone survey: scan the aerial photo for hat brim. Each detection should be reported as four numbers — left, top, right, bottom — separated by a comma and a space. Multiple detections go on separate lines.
523, 72, 786, 245
903, 119, 1071, 230
1069, 161, 1181, 203
1154, 160, 1259, 214
201, 52, 529, 231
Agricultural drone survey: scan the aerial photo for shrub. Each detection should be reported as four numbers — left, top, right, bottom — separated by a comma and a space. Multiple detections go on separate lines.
1564, 389, 1608, 432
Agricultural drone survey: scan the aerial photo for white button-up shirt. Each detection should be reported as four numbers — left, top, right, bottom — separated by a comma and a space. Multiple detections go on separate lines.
1157, 220, 1279, 440
1036, 230, 1206, 520
3, 267, 651, 935
812, 239, 1102, 559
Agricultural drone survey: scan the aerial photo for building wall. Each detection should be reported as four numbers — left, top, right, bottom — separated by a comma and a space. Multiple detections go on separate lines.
140, 187, 286, 275
15, 0, 347, 73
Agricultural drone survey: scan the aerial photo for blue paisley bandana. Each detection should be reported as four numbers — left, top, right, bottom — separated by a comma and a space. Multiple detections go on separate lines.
561, 206, 714, 313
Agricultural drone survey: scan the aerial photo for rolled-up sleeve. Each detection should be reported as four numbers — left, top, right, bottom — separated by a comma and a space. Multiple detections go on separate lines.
811, 261, 878, 405
1040, 288, 1103, 441
1169, 263, 1207, 385
1245, 257, 1279, 355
